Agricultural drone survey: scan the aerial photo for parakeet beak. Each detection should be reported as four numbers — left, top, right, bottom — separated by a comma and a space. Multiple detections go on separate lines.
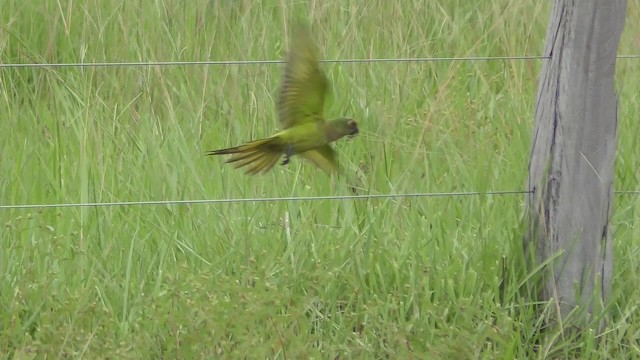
347, 119, 359, 137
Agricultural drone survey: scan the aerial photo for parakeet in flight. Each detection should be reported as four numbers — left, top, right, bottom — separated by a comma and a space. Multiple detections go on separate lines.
207, 23, 358, 175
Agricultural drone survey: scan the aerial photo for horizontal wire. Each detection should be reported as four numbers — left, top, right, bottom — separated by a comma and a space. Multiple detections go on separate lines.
2, 190, 639, 210
1, 55, 553, 69
0, 190, 532, 210
614, 190, 640, 195
1, 55, 638, 69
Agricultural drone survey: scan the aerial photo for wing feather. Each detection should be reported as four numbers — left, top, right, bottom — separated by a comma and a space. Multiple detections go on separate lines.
301, 145, 339, 174
277, 23, 330, 129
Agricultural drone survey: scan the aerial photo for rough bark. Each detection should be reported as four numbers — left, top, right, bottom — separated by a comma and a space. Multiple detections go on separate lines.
526, 0, 626, 323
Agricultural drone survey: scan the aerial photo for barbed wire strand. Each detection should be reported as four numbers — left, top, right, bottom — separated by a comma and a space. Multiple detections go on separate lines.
0, 190, 533, 210
1, 55, 638, 69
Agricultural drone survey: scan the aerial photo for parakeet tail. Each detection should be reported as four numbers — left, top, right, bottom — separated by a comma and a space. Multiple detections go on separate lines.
207, 138, 283, 175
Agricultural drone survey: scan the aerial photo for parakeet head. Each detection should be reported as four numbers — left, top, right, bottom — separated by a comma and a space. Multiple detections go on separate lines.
328, 118, 359, 140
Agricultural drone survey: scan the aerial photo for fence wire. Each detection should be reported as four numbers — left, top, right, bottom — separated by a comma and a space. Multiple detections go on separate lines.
0, 55, 544, 69
0, 190, 532, 210
1, 55, 639, 69
1, 190, 640, 210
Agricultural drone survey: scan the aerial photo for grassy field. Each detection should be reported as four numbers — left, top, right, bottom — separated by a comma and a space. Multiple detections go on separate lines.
1, 0, 639, 358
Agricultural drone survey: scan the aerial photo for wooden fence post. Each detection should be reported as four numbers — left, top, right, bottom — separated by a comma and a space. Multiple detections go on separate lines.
526, 0, 626, 324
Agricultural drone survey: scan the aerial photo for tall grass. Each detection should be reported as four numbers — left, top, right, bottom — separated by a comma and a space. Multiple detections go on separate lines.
1, 1, 639, 358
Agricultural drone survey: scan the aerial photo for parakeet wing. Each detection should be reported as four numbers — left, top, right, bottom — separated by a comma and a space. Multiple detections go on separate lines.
277, 24, 330, 129
301, 145, 339, 174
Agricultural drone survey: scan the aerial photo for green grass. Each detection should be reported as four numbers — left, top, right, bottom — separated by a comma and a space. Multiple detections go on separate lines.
1, 0, 640, 358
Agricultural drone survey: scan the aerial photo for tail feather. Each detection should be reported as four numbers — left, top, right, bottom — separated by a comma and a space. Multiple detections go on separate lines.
207, 137, 283, 175
246, 152, 281, 175
229, 151, 265, 168
207, 138, 271, 156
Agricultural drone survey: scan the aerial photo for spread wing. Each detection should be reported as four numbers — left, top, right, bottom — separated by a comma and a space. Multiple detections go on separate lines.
277, 23, 330, 129
301, 145, 339, 174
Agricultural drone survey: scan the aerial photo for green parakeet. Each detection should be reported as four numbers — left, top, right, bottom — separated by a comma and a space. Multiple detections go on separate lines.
207, 23, 358, 175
